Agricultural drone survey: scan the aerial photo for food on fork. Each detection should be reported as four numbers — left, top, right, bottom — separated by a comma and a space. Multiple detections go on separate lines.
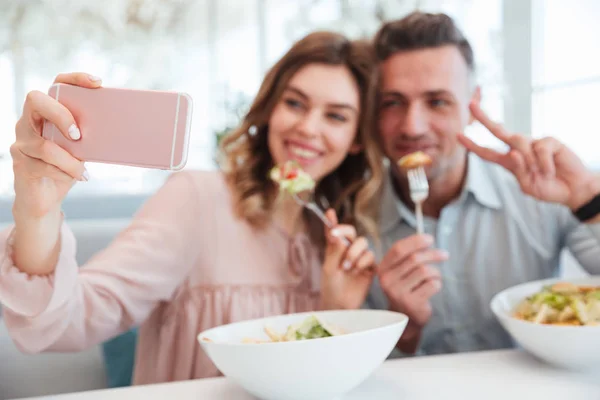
397, 151, 433, 169
513, 282, 600, 326
242, 315, 346, 344
269, 160, 315, 194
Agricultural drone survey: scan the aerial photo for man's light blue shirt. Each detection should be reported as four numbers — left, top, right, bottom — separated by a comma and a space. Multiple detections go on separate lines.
367, 152, 600, 355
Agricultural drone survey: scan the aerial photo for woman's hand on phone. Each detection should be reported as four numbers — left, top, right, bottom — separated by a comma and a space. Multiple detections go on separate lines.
10, 72, 102, 276
319, 209, 375, 310
11, 72, 102, 220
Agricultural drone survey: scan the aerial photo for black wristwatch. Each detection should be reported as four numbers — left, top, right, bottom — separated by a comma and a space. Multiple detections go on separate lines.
573, 194, 600, 222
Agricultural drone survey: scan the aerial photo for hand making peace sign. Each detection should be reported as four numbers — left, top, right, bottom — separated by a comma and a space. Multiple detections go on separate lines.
458, 102, 600, 211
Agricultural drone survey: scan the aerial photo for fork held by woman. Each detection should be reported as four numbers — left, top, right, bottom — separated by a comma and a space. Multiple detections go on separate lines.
292, 193, 352, 246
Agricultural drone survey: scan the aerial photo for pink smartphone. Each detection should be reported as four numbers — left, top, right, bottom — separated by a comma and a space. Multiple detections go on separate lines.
42, 83, 193, 171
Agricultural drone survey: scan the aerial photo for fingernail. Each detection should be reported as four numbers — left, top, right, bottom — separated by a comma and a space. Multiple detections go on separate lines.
80, 168, 90, 182
342, 260, 352, 270
424, 235, 434, 245
88, 75, 102, 82
330, 228, 341, 237
441, 250, 450, 258
68, 124, 81, 140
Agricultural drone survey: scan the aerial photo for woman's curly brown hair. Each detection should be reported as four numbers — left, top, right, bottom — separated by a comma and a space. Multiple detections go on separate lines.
218, 31, 383, 248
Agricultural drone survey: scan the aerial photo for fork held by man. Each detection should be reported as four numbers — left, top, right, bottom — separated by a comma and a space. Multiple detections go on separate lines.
407, 166, 429, 234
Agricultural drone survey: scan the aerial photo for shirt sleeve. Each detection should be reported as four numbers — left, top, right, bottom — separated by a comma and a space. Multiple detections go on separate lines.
561, 207, 600, 275
0, 171, 206, 353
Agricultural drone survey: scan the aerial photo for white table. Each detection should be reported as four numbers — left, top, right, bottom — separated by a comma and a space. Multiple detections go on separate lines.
13, 349, 600, 400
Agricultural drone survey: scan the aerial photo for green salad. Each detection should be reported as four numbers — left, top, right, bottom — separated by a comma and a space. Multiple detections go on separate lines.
243, 315, 345, 343
513, 282, 600, 326
269, 161, 315, 194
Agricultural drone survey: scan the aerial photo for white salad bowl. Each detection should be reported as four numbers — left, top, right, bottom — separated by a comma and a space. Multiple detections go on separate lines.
491, 276, 600, 371
197, 309, 408, 400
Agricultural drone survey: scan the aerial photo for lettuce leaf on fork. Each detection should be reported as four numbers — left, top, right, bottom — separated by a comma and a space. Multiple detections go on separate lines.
269, 161, 315, 194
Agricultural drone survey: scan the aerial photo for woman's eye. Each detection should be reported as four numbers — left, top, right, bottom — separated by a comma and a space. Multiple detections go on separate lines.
285, 98, 303, 109
327, 113, 347, 122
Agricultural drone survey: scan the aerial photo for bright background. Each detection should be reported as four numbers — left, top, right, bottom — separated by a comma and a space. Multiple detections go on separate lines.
1, 0, 598, 221
0, 1, 598, 398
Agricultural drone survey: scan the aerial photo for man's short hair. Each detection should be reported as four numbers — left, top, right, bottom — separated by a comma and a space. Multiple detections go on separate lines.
373, 11, 475, 72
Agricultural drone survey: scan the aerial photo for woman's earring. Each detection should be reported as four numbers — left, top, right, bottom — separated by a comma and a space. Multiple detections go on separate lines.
247, 125, 258, 137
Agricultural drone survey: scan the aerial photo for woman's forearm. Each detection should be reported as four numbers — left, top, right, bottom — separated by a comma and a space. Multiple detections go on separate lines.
12, 206, 63, 276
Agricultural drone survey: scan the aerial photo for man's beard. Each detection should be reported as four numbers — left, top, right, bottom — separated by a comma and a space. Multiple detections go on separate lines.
425, 147, 467, 182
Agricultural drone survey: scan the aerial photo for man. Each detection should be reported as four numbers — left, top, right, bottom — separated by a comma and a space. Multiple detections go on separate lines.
367, 11, 600, 355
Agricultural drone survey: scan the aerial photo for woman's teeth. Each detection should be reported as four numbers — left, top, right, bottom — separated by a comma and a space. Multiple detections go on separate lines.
289, 145, 319, 159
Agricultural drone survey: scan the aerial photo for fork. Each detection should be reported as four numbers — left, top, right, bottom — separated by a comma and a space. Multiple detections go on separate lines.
291, 193, 351, 247
407, 167, 429, 235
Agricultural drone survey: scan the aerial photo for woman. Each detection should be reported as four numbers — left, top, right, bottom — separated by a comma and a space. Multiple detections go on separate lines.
0, 31, 383, 384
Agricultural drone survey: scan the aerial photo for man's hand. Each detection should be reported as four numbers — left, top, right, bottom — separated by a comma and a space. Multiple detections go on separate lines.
458, 102, 600, 212
378, 234, 448, 353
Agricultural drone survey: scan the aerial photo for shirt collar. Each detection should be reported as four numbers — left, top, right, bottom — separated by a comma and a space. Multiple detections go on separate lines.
463, 152, 503, 211
379, 152, 503, 235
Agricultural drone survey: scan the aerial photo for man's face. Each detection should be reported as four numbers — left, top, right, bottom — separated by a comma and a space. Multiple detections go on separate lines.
378, 45, 479, 180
